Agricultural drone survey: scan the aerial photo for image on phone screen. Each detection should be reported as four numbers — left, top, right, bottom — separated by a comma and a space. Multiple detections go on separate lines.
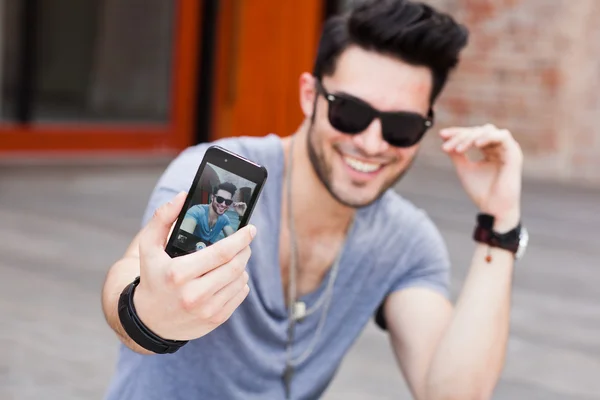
171, 162, 259, 253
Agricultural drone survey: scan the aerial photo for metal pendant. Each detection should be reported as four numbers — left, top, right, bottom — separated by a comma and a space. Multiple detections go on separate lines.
293, 301, 306, 321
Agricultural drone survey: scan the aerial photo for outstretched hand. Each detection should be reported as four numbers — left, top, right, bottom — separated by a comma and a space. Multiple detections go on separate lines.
133, 192, 256, 342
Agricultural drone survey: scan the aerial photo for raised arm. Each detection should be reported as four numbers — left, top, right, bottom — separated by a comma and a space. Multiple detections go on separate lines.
180, 217, 198, 234
222, 224, 235, 237
385, 124, 524, 400
386, 244, 514, 400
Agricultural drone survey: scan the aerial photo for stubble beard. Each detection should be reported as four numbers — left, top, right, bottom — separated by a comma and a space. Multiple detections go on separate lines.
306, 122, 416, 208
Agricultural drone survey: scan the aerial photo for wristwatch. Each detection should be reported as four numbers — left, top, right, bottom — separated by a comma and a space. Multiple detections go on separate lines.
473, 213, 529, 260
118, 276, 188, 354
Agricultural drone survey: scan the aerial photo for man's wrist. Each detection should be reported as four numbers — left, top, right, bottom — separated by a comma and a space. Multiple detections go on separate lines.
473, 209, 527, 260
118, 277, 188, 354
131, 282, 154, 335
487, 209, 520, 233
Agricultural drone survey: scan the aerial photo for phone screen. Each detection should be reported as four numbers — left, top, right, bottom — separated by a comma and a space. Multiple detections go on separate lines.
167, 147, 267, 257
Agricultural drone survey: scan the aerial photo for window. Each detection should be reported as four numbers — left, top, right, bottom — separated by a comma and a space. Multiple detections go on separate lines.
0, 0, 174, 123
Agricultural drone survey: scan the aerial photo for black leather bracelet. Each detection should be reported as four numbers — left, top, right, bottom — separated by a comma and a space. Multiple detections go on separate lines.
117, 276, 188, 354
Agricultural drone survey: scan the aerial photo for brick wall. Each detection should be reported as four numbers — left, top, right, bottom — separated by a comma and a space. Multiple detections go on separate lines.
417, 0, 600, 186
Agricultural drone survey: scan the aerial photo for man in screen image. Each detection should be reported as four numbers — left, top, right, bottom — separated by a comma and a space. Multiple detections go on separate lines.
180, 182, 247, 247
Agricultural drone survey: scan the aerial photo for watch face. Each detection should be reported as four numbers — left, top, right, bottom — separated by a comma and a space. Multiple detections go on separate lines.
515, 226, 529, 260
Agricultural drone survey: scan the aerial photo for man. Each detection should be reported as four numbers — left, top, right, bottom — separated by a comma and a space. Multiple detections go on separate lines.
180, 182, 247, 246
102, 1, 528, 399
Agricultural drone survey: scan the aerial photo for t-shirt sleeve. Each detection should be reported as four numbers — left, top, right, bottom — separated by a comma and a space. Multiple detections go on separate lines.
185, 205, 206, 222
374, 212, 451, 330
222, 214, 232, 226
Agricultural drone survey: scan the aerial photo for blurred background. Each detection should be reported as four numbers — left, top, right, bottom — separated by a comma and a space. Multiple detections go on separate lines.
1, 0, 599, 399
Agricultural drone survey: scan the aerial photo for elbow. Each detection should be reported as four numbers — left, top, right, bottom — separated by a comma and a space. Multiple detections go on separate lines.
424, 379, 494, 400
425, 387, 493, 400
424, 363, 499, 400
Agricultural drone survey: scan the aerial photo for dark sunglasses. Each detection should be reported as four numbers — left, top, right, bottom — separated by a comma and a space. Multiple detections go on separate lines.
315, 80, 434, 148
215, 196, 233, 206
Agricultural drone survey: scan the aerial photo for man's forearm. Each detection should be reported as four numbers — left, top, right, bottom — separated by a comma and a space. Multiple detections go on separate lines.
425, 244, 514, 400
101, 256, 155, 355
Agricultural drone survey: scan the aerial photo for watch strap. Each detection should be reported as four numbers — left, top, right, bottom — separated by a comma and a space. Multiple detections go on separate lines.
473, 213, 521, 255
118, 276, 188, 354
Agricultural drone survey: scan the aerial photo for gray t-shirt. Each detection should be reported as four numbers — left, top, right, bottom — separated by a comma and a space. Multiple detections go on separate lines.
104, 134, 451, 400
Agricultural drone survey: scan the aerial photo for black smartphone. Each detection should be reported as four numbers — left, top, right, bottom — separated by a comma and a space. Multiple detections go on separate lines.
165, 145, 268, 258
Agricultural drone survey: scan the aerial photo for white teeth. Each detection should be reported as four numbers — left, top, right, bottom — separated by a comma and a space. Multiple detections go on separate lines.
343, 156, 381, 173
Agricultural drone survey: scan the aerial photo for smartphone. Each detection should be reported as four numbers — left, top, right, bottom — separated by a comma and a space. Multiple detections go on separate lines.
165, 145, 268, 258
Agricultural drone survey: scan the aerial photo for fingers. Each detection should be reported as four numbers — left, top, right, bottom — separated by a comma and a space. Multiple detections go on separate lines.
140, 191, 187, 257
441, 124, 511, 154
204, 270, 249, 313
441, 128, 472, 153
473, 128, 510, 149
177, 247, 251, 309
214, 282, 250, 323
168, 225, 256, 285
183, 277, 251, 326
203, 245, 252, 293
196, 224, 256, 268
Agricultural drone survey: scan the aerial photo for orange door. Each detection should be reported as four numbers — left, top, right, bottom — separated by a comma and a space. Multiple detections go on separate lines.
210, 0, 324, 142
0, 0, 201, 156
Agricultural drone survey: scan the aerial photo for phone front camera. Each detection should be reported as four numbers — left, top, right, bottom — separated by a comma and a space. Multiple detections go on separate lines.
224, 158, 228, 162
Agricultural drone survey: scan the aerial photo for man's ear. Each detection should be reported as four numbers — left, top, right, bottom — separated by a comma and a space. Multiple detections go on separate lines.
299, 72, 317, 119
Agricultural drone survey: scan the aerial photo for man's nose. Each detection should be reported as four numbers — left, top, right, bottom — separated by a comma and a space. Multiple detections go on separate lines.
351, 118, 389, 156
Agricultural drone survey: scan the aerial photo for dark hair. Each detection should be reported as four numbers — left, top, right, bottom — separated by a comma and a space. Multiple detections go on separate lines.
214, 182, 237, 197
313, 0, 469, 104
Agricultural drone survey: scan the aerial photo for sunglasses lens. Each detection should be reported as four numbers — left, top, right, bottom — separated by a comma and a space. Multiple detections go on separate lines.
216, 196, 233, 206
328, 96, 374, 134
381, 113, 429, 147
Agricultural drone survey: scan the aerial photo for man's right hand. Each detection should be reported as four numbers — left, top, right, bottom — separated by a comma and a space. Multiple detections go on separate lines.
132, 192, 256, 342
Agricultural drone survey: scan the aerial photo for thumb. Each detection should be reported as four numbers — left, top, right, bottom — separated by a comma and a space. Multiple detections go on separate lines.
140, 191, 187, 257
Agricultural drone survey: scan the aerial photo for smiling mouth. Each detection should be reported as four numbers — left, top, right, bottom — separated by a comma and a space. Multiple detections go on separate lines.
342, 155, 383, 174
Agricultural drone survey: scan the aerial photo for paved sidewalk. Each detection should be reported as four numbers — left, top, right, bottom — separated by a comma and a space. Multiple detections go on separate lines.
1, 158, 599, 400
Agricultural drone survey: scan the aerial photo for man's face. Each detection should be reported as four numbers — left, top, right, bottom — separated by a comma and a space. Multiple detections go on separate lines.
300, 46, 433, 207
212, 189, 233, 215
